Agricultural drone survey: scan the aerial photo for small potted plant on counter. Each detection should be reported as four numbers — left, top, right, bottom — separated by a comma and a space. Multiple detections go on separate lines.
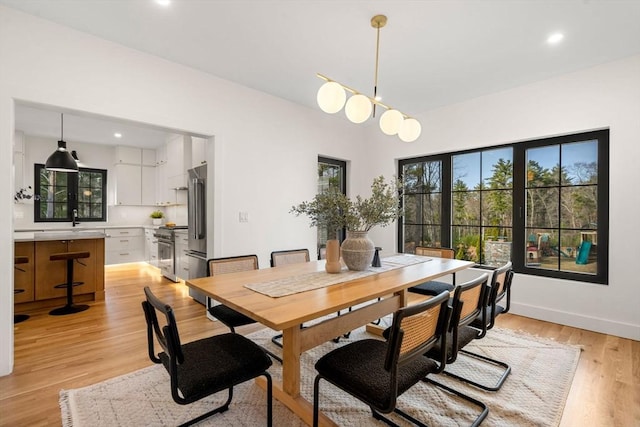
150, 210, 164, 225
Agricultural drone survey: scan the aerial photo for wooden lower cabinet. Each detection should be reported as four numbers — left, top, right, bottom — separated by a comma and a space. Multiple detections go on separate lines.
35, 239, 104, 300
14, 239, 105, 310
14, 242, 35, 303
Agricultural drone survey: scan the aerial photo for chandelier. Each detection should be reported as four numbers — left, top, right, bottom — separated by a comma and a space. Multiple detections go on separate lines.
316, 14, 421, 143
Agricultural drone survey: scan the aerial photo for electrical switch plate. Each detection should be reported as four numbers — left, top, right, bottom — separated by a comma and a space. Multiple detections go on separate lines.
239, 211, 249, 223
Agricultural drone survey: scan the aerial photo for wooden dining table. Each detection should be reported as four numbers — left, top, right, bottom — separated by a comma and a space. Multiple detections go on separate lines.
186, 255, 474, 426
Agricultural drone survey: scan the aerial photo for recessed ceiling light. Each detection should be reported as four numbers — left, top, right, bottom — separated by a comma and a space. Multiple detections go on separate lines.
155, 0, 171, 6
114, 133, 122, 138
547, 33, 564, 45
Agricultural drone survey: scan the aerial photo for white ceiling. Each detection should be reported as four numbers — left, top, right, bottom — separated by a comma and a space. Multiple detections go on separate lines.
4, 0, 640, 146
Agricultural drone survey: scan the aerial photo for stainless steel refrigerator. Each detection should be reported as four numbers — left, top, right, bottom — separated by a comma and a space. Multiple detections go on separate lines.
185, 164, 208, 304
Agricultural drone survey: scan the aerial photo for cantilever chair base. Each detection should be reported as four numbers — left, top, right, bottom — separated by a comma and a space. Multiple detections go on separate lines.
444, 348, 511, 392
422, 377, 489, 427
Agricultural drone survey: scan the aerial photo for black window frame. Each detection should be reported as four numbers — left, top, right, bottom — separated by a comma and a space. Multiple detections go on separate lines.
317, 156, 347, 259
398, 129, 609, 285
34, 163, 108, 223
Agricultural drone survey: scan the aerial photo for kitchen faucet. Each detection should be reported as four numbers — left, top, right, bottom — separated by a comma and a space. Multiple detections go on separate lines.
72, 209, 80, 227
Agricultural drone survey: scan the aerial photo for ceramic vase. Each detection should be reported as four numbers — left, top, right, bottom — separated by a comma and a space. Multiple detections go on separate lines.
341, 231, 375, 271
152, 218, 162, 225
324, 239, 342, 274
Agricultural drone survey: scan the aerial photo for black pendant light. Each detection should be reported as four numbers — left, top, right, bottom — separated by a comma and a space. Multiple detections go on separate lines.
45, 113, 78, 172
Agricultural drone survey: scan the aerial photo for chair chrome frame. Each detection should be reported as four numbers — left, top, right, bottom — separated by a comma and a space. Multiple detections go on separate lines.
313, 291, 455, 427
142, 286, 273, 427
206, 255, 282, 363
449, 262, 514, 391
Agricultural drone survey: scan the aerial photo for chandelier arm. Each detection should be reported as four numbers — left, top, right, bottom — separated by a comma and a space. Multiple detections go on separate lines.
316, 73, 414, 119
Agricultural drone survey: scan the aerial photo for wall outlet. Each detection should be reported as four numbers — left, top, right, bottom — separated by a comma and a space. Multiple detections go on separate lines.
239, 211, 249, 223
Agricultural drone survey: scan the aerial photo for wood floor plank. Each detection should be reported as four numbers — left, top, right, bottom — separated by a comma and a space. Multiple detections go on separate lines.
0, 263, 638, 426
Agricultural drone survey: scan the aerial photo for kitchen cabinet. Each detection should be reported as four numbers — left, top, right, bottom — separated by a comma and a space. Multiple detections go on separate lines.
14, 241, 34, 303
145, 228, 159, 267
141, 166, 157, 206
115, 146, 142, 164
105, 228, 144, 265
191, 136, 208, 167
34, 239, 102, 300
114, 164, 142, 205
114, 146, 158, 206
142, 148, 156, 166
174, 230, 189, 280
166, 135, 189, 189
13, 130, 25, 192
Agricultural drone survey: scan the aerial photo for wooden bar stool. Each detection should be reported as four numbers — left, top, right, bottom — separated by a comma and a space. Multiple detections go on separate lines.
49, 251, 91, 316
14, 256, 30, 323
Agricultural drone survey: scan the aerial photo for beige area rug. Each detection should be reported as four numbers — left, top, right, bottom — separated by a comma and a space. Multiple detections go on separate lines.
60, 326, 581, 426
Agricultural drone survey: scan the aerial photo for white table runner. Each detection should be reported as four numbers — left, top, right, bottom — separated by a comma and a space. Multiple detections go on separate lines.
244, 254, 432, 298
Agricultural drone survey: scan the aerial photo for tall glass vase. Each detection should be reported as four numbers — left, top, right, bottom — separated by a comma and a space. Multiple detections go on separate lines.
324, 239, 342, 273
341, 231, 375, 271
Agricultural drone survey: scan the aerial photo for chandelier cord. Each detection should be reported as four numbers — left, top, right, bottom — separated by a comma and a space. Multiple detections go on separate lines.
373, 22, 381, 117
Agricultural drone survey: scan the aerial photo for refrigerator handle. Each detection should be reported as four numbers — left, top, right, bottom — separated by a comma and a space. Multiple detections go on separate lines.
195, 179, 205, 239
190, 178, 205, 240
189, 177, 196, 239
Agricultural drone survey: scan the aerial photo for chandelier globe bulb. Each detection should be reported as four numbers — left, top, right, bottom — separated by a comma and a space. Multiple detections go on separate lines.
398, 118, 422, 142
345, 94, 372, 123
317, 81, 346, 114
379, 109, 404, 135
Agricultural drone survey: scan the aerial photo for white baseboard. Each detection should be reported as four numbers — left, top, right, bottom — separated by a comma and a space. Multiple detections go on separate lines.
511, 302, 640, 341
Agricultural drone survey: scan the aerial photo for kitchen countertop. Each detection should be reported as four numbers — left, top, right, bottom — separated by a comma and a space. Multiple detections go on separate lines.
13, 225, 159, 242
14, 230, 107, 242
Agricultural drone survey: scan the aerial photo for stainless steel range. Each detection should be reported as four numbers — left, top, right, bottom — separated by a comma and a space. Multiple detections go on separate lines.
154, 225, 188, 282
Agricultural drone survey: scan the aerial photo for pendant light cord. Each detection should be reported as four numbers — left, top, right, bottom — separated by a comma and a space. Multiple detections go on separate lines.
373, 24, 381, 117
60, 113, 64, 141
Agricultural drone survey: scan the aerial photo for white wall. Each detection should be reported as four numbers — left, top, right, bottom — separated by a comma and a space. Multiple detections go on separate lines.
365, 55, 640, 341
0, 6, 364, 375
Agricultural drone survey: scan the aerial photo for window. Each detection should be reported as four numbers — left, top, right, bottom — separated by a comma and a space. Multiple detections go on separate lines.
34, 164, 107, 223
398, 130, 608, 284
317, 157, 346, 259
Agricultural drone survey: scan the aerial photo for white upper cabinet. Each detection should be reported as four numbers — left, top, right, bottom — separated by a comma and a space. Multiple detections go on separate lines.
115, 146, 142, 164
141, 166, 157, 206
114, 164, 142, 205
142, 149, 156, 166
113, 145, 157, 206
13, 130, 25, 191
191, 137, 208, 168
166, 135, 190, 189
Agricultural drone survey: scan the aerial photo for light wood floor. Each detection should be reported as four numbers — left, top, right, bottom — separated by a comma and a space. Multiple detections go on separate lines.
1, 263, 638, 426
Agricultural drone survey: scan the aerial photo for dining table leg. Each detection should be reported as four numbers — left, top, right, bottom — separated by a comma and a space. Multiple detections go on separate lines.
254, 323, 338, 426
282, 324, 301, 397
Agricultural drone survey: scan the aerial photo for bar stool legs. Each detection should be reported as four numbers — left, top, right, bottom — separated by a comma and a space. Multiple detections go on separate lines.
49, 251, 91, 316
14, 256, 30, 323
13, 290, 30, 323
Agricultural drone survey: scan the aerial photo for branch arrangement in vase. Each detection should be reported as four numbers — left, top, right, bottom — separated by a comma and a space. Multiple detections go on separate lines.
291, 175, 403, 234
